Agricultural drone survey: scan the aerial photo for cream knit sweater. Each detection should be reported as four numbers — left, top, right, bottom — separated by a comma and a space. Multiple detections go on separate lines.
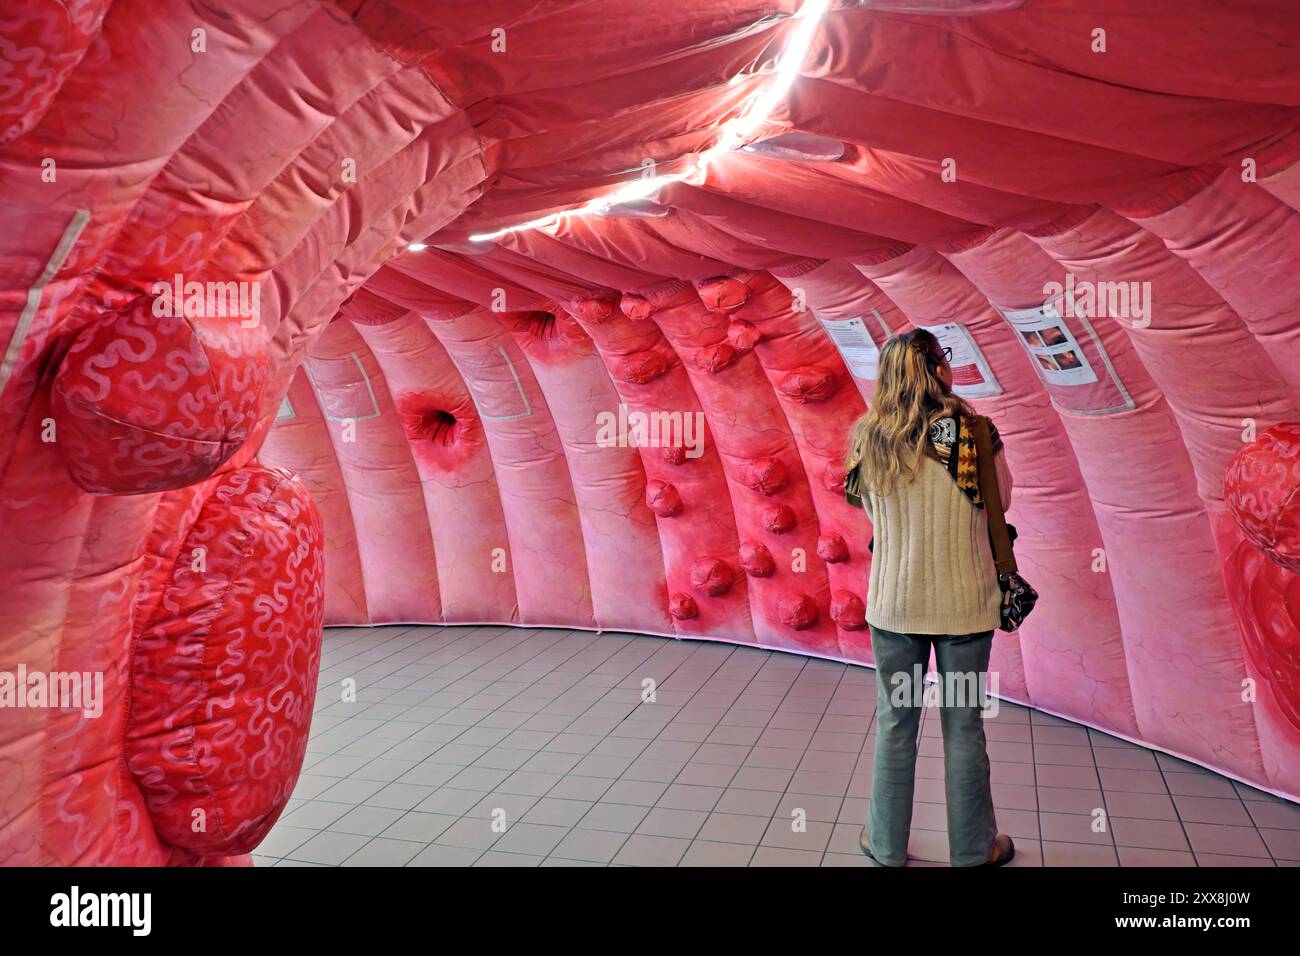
862, 452, 1012, 636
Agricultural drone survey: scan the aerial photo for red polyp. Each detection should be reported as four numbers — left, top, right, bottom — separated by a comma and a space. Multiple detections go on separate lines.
830, 591, 867, 630
778, 365, 838, 403
778, 593, 819, 630
727, 319, 762, 350
693, 341, 738, 373
822, 460, 848, 493
669, 593, 699, 620
690, 556, 735, 596
613, 350, 670, 384
696, 275, 750, 312
762, 503, 797, 534
740, 456, 788, 496
646, 479, 683, 517
620, 293, 654, 320
817, 532, 849, 563
739, 540, 776, 577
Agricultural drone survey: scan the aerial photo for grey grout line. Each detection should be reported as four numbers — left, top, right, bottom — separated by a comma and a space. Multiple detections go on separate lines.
1224, 770, 1278, 867
1028, 706, 1047, 866
1079, 713, 1121, 864
1153, 751, 1203, 867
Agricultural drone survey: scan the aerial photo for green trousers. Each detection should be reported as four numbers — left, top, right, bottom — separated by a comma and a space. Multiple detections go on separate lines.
866, 624, 999, 867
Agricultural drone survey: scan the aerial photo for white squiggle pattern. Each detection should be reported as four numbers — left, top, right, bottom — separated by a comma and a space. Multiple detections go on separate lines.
0, 0, 109, 145
52, 295, 269, 494
123, 463, 324, 856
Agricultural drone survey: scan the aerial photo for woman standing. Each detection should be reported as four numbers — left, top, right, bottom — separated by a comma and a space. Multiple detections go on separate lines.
844, 329, 1015, 868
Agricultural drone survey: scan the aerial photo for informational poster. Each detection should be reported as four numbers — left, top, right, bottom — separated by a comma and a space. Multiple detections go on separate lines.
1002, 302, 1098, 386
918, 322, 1002, 399
819, 316, 880, 381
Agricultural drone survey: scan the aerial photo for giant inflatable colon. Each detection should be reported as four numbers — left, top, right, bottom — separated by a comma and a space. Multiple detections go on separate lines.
2, 0, 1299, 865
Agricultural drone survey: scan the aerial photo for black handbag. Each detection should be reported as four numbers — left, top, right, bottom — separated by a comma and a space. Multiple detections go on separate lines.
972, 416, 1038, 633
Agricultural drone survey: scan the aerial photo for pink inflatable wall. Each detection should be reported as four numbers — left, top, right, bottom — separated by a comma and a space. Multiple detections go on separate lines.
2, 0, 1300, 865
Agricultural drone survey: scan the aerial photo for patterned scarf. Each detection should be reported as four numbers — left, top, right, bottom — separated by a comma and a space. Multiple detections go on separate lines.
925, 413, 983, 509
950, 413, 983, 508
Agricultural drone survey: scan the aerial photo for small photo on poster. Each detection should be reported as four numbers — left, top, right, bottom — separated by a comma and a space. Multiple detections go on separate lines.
1055, 349, 1083, 371
1040, 325, 1069, 348
1001, 302, 1098, 387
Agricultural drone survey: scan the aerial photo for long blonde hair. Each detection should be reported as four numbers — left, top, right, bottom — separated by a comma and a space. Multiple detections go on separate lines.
846, 329, 972, 497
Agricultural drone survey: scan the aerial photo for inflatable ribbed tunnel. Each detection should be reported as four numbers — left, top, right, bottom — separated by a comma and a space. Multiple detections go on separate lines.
3, 0, 1300, 866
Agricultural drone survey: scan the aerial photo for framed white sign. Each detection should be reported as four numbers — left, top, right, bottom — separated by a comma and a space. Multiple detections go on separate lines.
819, 316, 880, 381
1002, 302, 1098, 387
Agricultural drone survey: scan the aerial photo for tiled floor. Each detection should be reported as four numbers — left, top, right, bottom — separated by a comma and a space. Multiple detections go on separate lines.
258, 625, 1300, 867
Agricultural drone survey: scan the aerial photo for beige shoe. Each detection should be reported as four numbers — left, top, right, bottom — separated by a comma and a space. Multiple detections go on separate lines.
859, 827, 903, 867
981, 833, 1015, 867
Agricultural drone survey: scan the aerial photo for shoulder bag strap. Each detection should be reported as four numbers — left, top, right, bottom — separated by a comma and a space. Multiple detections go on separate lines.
973, 415, 1017, 575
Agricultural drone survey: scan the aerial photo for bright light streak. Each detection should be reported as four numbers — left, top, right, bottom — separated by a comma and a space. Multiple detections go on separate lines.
467, 0, 829, 242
